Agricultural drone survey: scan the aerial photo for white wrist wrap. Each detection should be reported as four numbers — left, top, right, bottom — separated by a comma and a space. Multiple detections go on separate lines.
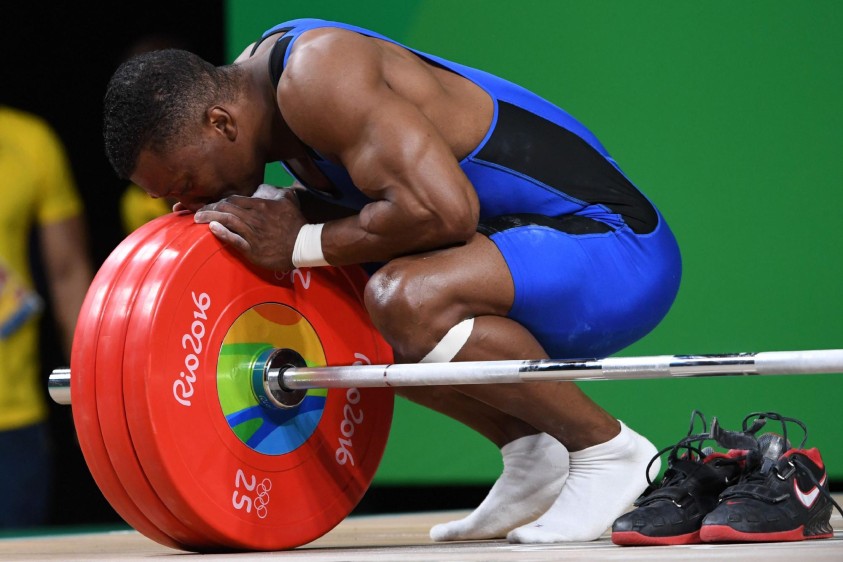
291, 223, 329, 268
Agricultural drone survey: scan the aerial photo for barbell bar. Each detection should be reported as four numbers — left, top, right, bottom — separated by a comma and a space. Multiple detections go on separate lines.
49, 348, 843, 409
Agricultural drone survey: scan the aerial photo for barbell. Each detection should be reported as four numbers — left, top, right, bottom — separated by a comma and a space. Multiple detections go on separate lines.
48, 213, 843, 552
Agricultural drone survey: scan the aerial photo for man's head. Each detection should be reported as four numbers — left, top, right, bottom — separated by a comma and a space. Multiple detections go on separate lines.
103, 49, 262, 210
104, 49, 221, 180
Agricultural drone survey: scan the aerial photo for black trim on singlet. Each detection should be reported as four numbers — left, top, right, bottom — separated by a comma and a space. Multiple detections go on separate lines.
475, 102, 658, 234
248, 27, 294, 89
478, 213, 613, 237
269, 34, 293, 88
250, 27, 292, 56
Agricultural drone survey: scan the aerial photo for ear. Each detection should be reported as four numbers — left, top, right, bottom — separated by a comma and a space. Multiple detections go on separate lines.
207, 106, 237, 141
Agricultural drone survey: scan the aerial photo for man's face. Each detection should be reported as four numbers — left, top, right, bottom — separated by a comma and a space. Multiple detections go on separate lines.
131, 135, 262, 212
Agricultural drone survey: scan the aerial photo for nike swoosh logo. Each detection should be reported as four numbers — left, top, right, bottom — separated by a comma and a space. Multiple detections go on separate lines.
794, 473, 827, 509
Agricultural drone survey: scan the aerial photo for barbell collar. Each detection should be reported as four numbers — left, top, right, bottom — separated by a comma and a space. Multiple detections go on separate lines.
258, 348, 308, 409
48, 368, 71, 405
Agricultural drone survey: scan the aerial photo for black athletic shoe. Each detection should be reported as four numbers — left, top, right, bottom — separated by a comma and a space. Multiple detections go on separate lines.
612, 411, 745, 546
700, 412, 843, 543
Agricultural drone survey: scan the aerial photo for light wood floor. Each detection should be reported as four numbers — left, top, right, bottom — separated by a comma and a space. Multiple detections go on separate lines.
1, 500, 841, 561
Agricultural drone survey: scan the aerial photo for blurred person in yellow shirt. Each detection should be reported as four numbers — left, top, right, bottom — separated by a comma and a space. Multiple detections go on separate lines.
120, 182, 171, 234
0, 105, 94, 528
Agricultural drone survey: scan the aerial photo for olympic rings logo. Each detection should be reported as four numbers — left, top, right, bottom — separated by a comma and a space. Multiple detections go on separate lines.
254, 478, 272, 519
232, 469, 272, 519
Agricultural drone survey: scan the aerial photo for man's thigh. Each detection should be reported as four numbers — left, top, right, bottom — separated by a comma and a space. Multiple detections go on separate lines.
485, 214, 681, 359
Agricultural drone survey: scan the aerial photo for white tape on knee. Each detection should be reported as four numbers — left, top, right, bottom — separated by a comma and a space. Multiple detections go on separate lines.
420, 317, 475, 363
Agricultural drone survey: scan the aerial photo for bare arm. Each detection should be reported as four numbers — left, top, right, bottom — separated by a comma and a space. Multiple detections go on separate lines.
38, 216, 94, 358
296, 189, 360, 223
280, 29, 480, 265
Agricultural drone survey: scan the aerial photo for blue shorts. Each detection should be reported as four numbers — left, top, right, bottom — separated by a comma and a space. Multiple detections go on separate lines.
485, 211, 681, 359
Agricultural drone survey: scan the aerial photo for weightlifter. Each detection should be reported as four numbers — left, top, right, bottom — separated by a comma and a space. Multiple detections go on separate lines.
103, 18, 682, 543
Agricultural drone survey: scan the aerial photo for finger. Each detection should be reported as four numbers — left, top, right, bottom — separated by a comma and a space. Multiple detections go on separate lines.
208, 220, 251, 253
193, 203, 251, 224
198, 195, 266, 216
194, 209, 256, 243
193, 209, 216, 224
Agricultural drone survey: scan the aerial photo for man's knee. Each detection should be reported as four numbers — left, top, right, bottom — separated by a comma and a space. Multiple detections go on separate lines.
364, 262, 451, 360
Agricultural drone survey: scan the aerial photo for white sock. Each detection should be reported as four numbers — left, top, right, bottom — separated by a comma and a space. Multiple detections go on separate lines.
430, 433, 569, 541
506, 421, 659, 543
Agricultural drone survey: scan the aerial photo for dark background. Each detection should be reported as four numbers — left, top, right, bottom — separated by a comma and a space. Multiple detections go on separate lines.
2, 4, 227, 268
2, 3, 226, 527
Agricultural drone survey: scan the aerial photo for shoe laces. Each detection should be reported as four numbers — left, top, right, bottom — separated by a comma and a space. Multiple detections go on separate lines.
712, 411, 843, 518
644, 410, 743, 489
710, 411, 806, 476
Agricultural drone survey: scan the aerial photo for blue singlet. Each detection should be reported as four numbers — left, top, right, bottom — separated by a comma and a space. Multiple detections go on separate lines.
254, 19, 682, 359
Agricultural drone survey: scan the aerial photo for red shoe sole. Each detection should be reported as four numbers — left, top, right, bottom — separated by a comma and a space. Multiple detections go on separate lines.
700, 524, 833, 543
612, 530, 702, 546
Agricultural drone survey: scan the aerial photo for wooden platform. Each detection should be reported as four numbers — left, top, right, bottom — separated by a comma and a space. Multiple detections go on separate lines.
2, 503, 841, 561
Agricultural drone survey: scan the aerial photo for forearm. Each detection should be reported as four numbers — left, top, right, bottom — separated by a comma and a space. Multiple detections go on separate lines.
40, 217, 94, 359
296, 189, 359, 223
318, 198, 477, 265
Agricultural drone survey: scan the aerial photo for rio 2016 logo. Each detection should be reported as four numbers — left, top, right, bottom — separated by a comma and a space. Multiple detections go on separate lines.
335, 353, 370, 467
173, 291, 211, 407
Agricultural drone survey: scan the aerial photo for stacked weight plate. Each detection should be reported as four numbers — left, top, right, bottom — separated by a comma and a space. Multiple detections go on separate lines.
70, 213, 394, 551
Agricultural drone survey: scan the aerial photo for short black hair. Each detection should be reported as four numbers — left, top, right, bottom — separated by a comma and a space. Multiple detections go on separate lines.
103, 49, 239, 179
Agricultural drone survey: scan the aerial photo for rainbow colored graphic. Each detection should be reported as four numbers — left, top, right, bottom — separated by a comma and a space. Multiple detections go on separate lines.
217, 304, 327, 455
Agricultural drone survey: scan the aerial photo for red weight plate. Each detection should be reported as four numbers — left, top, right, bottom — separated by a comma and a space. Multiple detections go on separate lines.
123, 221, 394, 551
70, 214, 184, 549
94, 214, 223, 549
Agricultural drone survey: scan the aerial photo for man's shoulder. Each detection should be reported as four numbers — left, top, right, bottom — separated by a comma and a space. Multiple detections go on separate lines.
283, 26, 383, 87
290, 25, 375, 56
